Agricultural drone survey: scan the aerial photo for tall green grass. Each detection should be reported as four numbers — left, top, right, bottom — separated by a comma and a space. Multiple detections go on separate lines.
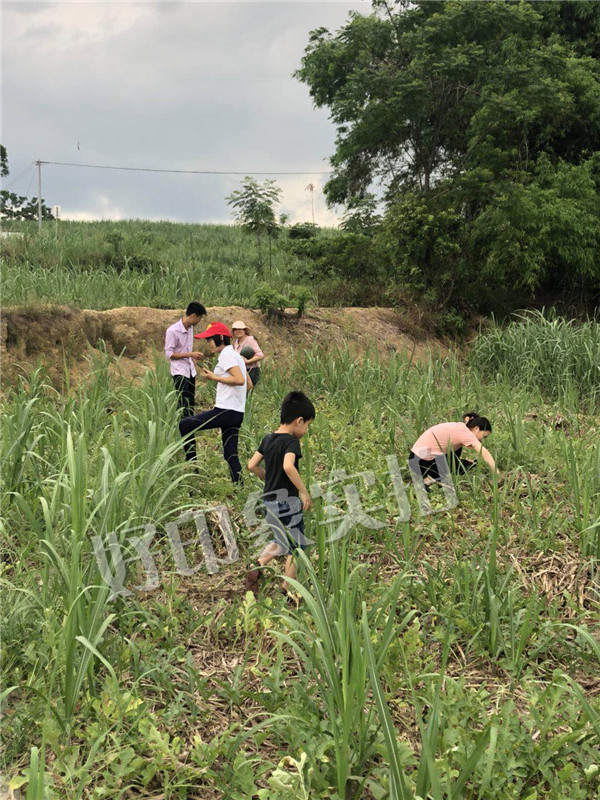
1, 220, 312, 309
470, 310, 600, 408
276, 543, 415, 799
1, 355, 191, 740
2, 334, 599, 798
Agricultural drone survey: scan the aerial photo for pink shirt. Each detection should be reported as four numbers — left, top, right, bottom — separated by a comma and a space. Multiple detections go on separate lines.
165, 319, 196, 378
233, 335, 264, 363
411, 422, 481, 461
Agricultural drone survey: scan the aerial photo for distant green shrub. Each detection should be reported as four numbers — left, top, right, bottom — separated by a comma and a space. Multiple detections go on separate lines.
288, 222, 318, 240
252, 284, 288, 320
291, 230, 379, 282
294, 287, 311, 319
436, 308, 468, 339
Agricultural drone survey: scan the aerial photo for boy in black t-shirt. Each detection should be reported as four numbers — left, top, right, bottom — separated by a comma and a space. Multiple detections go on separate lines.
244, 391, 316, 597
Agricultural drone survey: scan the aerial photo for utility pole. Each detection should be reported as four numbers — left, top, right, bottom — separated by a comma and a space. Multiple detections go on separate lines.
306, 183, 315, 226
52, 206, 61, 239
36, 160, 42, 230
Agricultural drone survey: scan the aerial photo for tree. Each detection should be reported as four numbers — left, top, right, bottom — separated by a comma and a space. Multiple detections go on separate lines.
340, 194, 380, 236
297, 1, 600, 204
0, 145, 8, 178
296, 1, 600, 307
0, 146, 54, 221
226, 177, 282, 272
1, 191, 54, 221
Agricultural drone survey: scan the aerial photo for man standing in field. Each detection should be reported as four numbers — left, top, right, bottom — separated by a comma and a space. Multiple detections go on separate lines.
164, 302, 207, 417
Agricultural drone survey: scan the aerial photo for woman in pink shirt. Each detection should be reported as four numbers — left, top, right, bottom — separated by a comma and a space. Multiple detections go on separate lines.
231, 320, 264, 387
409, 416, 497, 487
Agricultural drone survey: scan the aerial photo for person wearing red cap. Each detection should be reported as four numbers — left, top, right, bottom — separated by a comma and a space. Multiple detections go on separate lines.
178, 322, 252, 483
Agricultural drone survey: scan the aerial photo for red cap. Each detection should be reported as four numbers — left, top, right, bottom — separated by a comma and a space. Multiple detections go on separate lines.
194, 321, 232, 339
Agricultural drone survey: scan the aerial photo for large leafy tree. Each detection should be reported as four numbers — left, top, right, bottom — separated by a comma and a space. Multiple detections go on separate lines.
296, 1, 600, 306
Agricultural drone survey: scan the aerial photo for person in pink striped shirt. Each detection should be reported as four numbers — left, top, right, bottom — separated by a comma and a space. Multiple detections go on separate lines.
231, 320, 265, 387
164, 302, 206, 417
409, 416, 497, 487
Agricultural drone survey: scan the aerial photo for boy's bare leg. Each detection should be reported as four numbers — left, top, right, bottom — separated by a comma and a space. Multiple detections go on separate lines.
258, 542, 282, 566
244, 542, 284, 593
282, 555, 296, 591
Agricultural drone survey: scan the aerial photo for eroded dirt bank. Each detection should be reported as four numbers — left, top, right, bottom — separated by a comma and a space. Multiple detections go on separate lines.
1, 305, 443, 386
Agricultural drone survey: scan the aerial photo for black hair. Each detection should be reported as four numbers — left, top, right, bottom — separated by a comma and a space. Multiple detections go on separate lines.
463, 411, 478, 421
281, 391, 316, 424
208, 334, 230, 347
186, 301, 207, 317
466, 416, 492, 433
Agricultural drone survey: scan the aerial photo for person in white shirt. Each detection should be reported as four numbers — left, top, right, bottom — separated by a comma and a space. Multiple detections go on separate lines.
178, 322, 252, 484
164, 302, 206, 417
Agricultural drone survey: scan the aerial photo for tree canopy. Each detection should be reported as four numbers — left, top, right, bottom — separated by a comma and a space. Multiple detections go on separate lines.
296, 1, 600, 309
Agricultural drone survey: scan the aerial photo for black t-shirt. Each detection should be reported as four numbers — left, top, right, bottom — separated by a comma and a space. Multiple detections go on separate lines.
258, 433, 302, 500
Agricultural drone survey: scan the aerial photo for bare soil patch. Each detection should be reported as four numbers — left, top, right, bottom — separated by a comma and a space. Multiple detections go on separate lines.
1, 304, 444, 387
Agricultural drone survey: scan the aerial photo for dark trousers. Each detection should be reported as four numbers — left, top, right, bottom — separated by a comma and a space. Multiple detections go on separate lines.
248, 366, 260, 387
173, 375, 195, 418
408, 449, 477, 482
179, 407, 244, 483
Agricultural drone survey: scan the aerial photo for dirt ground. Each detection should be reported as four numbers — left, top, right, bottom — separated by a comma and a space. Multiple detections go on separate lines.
1, 305, 445, 387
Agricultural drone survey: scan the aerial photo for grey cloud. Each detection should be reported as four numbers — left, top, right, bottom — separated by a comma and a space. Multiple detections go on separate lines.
3, 1, 368, 222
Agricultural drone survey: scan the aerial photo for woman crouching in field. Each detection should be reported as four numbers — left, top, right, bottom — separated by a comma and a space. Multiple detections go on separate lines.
179, 322, 252, 484
409, 415, 498, 489
232, 321, 264, 388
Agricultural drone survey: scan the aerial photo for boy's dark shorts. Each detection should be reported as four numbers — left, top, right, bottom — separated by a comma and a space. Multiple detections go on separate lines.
264, 499, 308, 554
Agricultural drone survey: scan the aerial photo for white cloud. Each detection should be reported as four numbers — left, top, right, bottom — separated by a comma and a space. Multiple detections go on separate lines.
63, 194, 126, 221
277, 176, 342, 227
8, 2, 148, 50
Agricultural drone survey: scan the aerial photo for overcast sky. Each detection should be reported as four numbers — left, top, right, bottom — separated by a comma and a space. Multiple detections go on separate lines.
3, 1, 369, 224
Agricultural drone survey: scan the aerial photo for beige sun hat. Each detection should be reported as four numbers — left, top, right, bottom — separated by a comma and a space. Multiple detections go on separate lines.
231, 320, 248, 330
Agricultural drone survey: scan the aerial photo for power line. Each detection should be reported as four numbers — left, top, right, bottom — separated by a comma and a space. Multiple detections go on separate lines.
24, 168, 35, 198
3, 162, 35, 191
39, 160, 333, 176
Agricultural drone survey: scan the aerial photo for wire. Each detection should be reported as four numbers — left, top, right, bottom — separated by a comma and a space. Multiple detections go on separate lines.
3, 162, 35, 192
24, 169, 35, 198
39, 160, 333, 176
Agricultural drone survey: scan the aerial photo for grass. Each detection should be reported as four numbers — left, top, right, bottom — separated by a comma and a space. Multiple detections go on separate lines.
1, 220, 315, 310
0, 219, 409, 311
470, 310, 600, 409
1, 319, 599, 799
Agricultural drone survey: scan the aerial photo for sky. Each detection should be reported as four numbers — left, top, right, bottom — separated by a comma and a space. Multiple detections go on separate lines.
2, 0, 370, 225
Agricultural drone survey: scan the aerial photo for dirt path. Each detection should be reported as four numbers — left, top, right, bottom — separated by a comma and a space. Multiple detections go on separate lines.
1, 304, 444, 386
